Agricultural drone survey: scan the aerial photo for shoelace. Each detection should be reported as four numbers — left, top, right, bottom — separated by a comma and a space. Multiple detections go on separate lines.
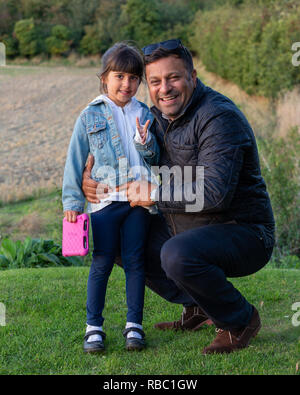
215, 328, 233, 344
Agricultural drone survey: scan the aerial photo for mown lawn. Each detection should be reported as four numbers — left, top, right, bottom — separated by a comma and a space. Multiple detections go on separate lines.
0, 266, 299, 375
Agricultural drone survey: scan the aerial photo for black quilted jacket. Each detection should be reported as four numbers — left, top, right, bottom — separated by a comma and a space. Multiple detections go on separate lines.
151, 79, 275, 249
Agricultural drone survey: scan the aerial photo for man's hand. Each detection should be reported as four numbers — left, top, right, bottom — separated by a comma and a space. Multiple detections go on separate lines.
82, 155, 112, 203
117, 180, 156, 207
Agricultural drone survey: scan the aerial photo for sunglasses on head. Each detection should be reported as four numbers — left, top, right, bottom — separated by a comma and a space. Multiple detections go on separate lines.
142, 39, 184, 56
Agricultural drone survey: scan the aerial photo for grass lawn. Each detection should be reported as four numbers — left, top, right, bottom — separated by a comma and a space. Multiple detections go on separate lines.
0, 266, 299, 375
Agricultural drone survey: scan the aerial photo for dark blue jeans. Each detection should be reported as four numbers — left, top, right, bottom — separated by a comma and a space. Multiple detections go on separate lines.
143, 214, 273, 330
86, 202, 150, 327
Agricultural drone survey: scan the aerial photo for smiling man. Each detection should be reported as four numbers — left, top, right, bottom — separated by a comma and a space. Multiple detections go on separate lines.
82, 39, 275, 354
146, 54, 197, 119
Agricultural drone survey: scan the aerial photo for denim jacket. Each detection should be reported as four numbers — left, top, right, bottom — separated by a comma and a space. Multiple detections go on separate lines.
62, 96, 160, 213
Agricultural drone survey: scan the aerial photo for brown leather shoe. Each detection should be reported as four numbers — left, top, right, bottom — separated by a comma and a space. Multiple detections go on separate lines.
154, 306, 213, 331
202, 306, 261, 354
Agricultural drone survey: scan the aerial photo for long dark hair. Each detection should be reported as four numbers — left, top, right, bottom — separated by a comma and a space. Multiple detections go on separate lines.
97, 43, 144, 93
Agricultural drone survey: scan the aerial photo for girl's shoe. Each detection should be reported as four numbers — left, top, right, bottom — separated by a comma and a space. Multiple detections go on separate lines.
83, 330, 106, 353
123, 327, 146, 351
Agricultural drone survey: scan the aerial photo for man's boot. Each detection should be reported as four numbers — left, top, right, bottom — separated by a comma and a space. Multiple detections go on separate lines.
154, 306, 213, 331
202, 306, 261, 354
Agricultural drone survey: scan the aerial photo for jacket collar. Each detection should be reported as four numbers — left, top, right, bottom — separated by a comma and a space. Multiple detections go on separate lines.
88, 94, 140, 111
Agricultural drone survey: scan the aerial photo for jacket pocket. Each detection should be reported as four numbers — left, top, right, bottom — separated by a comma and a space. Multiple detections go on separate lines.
87, 120, 107, 149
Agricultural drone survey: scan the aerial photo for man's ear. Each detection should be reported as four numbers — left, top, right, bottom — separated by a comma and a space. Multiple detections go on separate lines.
192, 69, 197, 87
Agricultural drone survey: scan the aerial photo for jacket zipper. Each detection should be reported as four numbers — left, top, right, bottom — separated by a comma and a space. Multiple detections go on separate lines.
163, 121, 177, 236
168, 213, 177, 236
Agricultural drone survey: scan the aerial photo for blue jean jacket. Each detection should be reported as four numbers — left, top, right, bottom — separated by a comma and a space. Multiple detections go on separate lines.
62, 97, 160, 213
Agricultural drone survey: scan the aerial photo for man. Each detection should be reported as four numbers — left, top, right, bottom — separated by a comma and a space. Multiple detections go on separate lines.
82, 39, 275, 354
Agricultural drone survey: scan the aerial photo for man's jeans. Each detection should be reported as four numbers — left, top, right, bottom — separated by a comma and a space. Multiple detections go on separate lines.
144, 213, 273, 330
87, 202, 150, 327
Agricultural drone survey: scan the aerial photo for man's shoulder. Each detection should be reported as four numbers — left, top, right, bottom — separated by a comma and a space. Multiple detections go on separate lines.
193, 85, 250, 129
197, 85, 238, 116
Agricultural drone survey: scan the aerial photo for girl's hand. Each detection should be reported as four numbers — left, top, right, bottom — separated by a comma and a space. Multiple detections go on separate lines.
136, 118, 150, 145
64, 210, 80, 223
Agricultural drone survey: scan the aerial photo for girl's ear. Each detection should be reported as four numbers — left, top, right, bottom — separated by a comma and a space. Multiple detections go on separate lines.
101, 75, 107, 93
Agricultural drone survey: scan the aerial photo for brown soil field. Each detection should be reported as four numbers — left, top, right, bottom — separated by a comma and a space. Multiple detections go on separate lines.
0, 66, 151, 203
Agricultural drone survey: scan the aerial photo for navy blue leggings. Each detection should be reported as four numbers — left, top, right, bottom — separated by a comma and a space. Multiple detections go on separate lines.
86, 202, 150, 326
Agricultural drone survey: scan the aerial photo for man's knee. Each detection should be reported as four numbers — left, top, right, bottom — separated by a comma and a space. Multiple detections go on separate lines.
160, 239, 187, 280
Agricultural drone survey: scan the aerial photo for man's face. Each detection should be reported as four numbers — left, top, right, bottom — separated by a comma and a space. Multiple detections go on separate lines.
145, 56, 197, 120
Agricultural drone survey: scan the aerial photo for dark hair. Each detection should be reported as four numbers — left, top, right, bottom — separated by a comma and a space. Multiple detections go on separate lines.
144, 46, 194, 75
97, 43, 144, 93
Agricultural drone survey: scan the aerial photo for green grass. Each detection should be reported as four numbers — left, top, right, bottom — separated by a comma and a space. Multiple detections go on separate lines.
0, 266, 299, 375
0, 190, 63, 242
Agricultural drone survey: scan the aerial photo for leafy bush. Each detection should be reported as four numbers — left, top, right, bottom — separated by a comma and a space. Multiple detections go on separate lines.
0, 237, 83, 269
119, 0, 163, 48
1, 34, 19, 57
257, 128, 300, 265
79, 22, 110, 55
45, 25, 71, 56
191, 1, 300, 97
13, 18, 40, 57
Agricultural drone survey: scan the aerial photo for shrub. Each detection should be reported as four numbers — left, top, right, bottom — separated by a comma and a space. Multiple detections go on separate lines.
45, 25, 71, 56
257, 127, 300, 264
0, 237, 83, 269
1, 34, 19, 57
79, 22, 110, 55
191, 1, 300, 98
120, 0, 163, 48
13, 18, 40, 57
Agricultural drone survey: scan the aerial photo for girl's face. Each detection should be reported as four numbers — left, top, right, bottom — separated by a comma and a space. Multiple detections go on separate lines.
102, 71, 140, 107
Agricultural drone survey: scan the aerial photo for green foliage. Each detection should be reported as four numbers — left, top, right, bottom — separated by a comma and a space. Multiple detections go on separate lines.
45, 25, 71, 56
1, 34, 19, 57
0, 237, 83, 269
120, 0, 163, 48
3, 0, 204, 58
191, 1, 300, 97
13, 18, 40, 57
79, 22, 110, 55
257, 128, 300, 264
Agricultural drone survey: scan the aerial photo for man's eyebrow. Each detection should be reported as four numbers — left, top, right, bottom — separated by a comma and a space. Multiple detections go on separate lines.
148, 71, 181, 80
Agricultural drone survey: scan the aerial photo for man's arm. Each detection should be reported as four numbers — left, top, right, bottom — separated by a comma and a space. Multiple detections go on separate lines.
82, 155, 112, 203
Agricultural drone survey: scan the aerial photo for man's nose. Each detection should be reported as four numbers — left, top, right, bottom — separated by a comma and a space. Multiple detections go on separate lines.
160, 79, 172, 94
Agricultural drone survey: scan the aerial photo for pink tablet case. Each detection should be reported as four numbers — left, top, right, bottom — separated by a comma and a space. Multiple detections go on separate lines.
62, 214, 89, 256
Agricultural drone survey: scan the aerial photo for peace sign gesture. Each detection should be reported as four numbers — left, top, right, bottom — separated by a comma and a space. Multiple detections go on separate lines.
136, 117, 150, 145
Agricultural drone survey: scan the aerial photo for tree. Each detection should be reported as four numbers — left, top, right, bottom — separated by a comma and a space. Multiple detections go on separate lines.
45, 24, 71, 56
14, 18, 39, 57
120, 0, 162, 48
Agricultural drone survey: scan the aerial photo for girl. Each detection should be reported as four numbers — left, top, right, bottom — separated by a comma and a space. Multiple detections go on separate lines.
62, 43, 160, 353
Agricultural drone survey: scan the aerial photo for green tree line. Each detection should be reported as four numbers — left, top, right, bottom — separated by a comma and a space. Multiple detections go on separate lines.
0, 0, 299, 96
191, 0, 300, 97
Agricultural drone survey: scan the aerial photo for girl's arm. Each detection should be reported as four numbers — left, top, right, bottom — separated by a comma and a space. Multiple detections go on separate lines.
134, 118, 160, 166
62, 114, 90, 214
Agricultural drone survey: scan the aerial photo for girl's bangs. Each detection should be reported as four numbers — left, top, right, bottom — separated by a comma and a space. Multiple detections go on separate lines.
110, 51, 143, 77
